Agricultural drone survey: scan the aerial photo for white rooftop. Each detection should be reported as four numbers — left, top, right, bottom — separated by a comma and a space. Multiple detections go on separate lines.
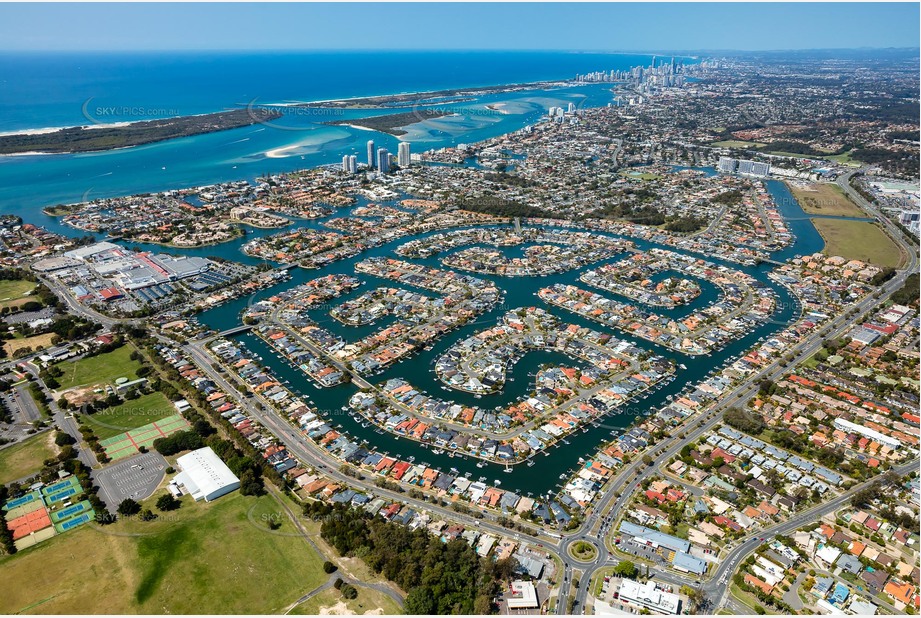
174, 447, 241, 502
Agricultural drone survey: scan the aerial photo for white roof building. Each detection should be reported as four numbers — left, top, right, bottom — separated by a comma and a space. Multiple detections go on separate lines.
506, 580, 539, 609
174, 447, 241, 502
617, 579, 682, 615
833, 418, 901, 449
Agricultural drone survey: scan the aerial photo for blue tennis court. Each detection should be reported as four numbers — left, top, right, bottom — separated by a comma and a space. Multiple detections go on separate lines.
4, 491, 40, 511
50, 501, 90, 523
55, 511, 93, 532
44, 487, 78, 504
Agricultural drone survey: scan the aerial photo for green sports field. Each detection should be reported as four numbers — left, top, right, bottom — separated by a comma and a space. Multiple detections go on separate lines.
54, 345, 142, 390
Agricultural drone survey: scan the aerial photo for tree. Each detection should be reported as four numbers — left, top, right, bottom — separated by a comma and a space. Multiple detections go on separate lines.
117, 498, 141, 516
55, 432, 76, 446
323, 561, 338, 574
404, 586, 436, 614
613, 561, 638, 579
341, 584, 358, 600
155, 493, 180, 511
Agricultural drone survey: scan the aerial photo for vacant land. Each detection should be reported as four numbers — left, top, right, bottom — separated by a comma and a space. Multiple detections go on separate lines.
0, 432, 58, 485
82, 392, 175, 440
790, 183, 865, 217
290, 586, 400, 615
813, 219, 903, 269
0, 279, 38, 311
0, 492, 328, 614
3, 333, 57, 358
54, 345, 141, 390
711, 139, 766, 149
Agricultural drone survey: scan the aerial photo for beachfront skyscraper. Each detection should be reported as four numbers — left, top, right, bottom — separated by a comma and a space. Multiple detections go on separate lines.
376, 148, 390, 174
348, 155, 358, 174
367, 140, 375, 169
342, 155, 350, 173
398, 142, 411, 167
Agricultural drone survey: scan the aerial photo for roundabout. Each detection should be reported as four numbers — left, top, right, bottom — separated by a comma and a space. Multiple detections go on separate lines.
567, 540, 599, 563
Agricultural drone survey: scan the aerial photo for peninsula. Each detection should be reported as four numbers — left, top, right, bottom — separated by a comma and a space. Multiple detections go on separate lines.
0, 108, 282, 155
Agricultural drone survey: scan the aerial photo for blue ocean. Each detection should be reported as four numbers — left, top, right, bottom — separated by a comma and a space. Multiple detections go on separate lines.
0, 50, 680, 219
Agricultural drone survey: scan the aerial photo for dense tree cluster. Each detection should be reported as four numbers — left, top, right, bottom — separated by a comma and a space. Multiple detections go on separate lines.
663, 215, 706, 233
891, 273, 919, 306
0, 485, 16, 554
723, 407, 766, 434
305, 501, 517, 614
455, 196, 562, 220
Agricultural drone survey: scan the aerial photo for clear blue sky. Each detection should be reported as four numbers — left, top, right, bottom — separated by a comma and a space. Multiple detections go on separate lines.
1, 2, 918, 52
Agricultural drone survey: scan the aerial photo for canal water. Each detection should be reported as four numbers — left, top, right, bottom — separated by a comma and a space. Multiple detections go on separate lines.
192, 200, 807, 498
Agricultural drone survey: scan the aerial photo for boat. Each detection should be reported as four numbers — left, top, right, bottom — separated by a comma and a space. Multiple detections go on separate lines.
527, 460, 535, 467
476, 461, 486, 468
679, 363, 687, 370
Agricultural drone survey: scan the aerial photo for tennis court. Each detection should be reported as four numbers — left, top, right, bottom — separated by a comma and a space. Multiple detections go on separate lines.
13, 526, 55, 551
44, 486, 79, 505
3, 490, 41, 512
3, 474, 95, 551
99, 414, 190, 461
54, 510, 94, 533
9, 508, 53, 540
41, 476, 80, 496
3, 495, 46, 520
50, 500, 92, 523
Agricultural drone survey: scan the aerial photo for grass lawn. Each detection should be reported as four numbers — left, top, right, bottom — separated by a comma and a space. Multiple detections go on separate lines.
3, 333, 57, 358
0, 492, 328, 614
54, 345, 142, 391
0, 279, 38, 311
813, 218, 904, 269
82, 392, 176, 440
825, 150, 862, 167
0, 432, 57, 485
789, 183, 865, 217
730, 583, 779, 614
590, 566, 617, 597
619, 170, 662, 181
289, 586, 402, 615
711, 140, 766, 149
